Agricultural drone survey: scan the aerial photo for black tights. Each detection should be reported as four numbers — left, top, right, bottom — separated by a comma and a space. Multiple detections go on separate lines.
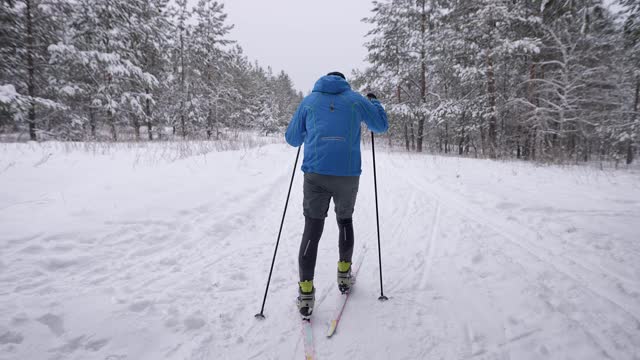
298, 216, 354, 281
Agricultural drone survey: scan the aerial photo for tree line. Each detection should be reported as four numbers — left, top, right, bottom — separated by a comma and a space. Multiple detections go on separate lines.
0, 0, 302, 141
355, 0, 639, 164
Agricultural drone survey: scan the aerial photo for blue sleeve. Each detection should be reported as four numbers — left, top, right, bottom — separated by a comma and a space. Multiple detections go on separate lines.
356, 96, 389, 134
285, 102, 306, 147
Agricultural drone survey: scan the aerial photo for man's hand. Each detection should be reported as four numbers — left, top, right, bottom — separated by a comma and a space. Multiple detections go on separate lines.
366, 93, 377, 100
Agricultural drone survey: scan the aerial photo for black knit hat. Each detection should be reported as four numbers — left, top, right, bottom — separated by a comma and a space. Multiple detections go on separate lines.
327, 71, 346, 80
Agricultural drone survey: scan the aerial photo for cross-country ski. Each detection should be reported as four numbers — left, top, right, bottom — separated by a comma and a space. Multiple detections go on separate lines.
302, 319, 315, 360
327, 247, 368, 338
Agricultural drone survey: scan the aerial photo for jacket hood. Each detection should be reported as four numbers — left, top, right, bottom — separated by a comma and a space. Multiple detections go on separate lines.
312, 75, 351, 94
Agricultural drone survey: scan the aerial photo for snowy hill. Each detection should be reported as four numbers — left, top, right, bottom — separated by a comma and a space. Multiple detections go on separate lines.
1, 142, 639, 360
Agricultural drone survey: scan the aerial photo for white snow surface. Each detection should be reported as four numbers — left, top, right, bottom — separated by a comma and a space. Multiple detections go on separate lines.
1, 141, 640, 360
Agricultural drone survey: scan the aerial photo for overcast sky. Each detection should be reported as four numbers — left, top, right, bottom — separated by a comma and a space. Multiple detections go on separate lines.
217, 0, 374, 93
209, 0, 624, 93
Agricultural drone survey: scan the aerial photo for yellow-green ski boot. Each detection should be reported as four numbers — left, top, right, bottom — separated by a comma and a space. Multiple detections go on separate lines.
297, 280, 315, 319
337, 261, 352, 294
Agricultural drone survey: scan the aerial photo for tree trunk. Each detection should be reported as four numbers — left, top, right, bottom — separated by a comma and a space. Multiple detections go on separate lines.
25, 0, 37, 141
416, 0, 427, 153
583, 138, 590, 162
89, 109, 96, 139
397, 84, 409, 151
628, 77, 639, 165
214, 99, 220, 140
416, 118, 425, 152
179, 30, 187, 139
480, 117, 486, 155
110, 114, 117, 141
444, 121, 449, 154
459, 111, 465, 155
404, 122, 410, 151
410, 122, 415, 150
181, 114, 186, 138
486, 52, 497, 158
133, 117, 140, 141
207, 107, 212, 140
146, 89, 153, 140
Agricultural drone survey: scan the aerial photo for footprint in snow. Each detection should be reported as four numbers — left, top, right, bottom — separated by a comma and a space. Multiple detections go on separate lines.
0, 331, 24, 345
496, 201, 518, 210
128, 300, 152, 312
19, 244, 44, 254
85, 337, 110, 351
229, 272, 248, 281
50, 335, 109, 353
41, 257, 82, 271
183, 313, 206, 331
472, 253, 484, 265
159, 257, 178, 266
52, 243, 75, 253
6, 233, 42, 247
37, 313, 64, 336
11, 314, 29, 326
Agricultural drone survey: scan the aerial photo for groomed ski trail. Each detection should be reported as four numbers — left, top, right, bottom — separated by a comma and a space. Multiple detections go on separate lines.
1, 142, 639, 360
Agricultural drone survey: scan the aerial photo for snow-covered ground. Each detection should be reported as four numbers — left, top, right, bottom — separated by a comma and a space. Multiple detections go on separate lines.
1, 141, 639, 360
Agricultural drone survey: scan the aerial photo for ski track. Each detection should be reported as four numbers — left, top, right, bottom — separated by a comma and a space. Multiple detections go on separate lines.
1, 143, 639, 360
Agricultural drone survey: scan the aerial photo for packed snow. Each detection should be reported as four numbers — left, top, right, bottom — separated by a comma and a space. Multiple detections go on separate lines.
1, 141, 639, 360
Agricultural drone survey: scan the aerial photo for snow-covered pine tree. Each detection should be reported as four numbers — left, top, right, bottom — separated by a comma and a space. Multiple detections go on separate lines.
0, 0, 322, 142
362, 0, 415, 150
445, 0, 538, 158
166, 0, 197, 138
622, 0, 640, 164
359, 0, 633, 163
224, 46, 260, 130
0, 0, 68, 140
270, 70, 299, 127
127, 0, 172, 140
49, 0, 157, 140
519, 0, 622, 162
191, 0, 235, 139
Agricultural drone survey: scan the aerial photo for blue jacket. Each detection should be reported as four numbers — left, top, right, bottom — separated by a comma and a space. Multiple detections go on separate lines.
285, 75, 388, 176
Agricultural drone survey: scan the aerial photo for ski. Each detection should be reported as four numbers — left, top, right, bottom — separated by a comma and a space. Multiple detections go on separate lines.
326, 247, 368, 338
302, 318, 315, 359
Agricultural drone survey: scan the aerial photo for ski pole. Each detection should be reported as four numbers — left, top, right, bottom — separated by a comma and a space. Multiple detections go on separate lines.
371, 132, 389, 301
255, 146, 302, 319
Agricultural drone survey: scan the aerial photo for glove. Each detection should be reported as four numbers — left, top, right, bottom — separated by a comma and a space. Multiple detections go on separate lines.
366, 93, 377, 100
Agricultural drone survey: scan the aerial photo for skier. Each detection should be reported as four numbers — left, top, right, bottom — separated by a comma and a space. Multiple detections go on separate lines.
285, 71, 388, 318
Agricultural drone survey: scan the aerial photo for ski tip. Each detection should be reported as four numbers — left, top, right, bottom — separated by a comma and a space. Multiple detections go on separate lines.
326, 320, 337, 337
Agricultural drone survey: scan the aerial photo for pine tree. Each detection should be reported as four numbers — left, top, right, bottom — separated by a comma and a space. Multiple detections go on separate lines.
49, 0, 157, 140
128, 0, 172, 140
622, 0, 640, 164
363, 0, 415, 150
0, 0, 68, 140
1, 0, 306, 142
191, 0, 234, 139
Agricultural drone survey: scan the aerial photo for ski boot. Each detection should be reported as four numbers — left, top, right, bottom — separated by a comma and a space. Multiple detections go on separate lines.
297, 280, 315, 319
337, 261, 352, 294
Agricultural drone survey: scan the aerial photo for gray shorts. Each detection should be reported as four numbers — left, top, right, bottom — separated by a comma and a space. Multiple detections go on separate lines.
303, 173, 360, 220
